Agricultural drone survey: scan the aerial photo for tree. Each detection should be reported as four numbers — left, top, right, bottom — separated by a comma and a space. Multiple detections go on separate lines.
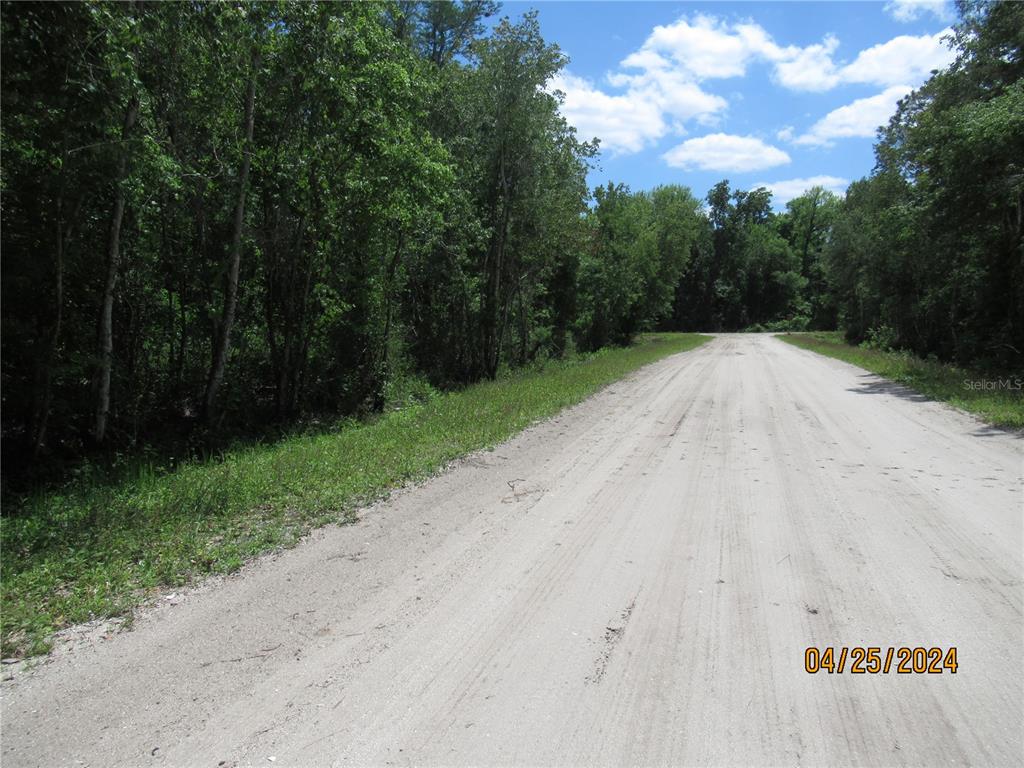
828, 0, 1024, 365
392, 1, 501, 66
778, 187, 841, 329
2, 3, 107, 458
671, 181, 803, 331
203, 41, 259, 423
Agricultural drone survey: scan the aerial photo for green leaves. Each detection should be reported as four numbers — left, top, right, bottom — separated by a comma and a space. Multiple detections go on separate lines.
835, 0, 1024, 366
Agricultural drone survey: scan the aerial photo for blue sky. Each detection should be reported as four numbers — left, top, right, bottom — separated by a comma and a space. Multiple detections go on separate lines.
501, 0, 956, 206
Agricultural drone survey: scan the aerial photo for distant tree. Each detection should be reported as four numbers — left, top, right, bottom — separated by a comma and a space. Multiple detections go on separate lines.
778, 187, 842, 329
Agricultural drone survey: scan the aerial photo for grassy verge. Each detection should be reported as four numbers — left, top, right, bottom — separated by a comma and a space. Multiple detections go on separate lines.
779, 332, 1024, 430
1, 333, 708, 658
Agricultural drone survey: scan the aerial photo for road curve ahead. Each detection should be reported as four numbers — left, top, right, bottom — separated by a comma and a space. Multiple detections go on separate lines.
3, 334, 1022, 767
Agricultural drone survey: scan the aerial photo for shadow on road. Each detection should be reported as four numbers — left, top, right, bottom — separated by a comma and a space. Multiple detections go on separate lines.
845, 374, 932, 403
846, 373, 1023, 439
968, 424, 1023, 439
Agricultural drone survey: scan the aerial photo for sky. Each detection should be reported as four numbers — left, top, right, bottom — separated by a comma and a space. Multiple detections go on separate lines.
500, 0, 957, 207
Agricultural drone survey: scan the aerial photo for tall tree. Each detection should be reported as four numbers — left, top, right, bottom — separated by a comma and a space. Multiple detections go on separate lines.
203, 43, 259, 423
94, 93, 140, 443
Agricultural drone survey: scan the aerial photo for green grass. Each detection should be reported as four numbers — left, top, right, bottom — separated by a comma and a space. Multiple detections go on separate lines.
0, 333, 708, 658
779, 332, 1024, 430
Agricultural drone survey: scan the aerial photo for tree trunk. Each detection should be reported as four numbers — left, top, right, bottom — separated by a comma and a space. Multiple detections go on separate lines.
93, 95, 140, 444
376, 231, 405, 401
482, 161, 514, 379
516, 278, 527, 364
32, 192, 81, 457
203, 51, 259, 423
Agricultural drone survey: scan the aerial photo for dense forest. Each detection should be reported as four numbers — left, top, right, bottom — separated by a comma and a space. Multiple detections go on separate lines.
2, 0, 1021, 491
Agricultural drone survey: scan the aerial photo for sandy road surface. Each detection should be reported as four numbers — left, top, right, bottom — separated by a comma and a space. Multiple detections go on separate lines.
3, 334, 1022, 767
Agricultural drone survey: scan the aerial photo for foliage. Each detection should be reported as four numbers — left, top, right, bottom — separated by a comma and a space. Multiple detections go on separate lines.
672, 181, 808, 332
577, 183, 704, 349
0, 3, 601, 487
827, 0, 1023, 368
668, 1, 1021, 369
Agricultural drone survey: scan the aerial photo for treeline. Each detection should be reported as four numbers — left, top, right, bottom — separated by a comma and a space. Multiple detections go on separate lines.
828, 0, 1023, 367
670, 0, 1023, 369
2, 0, 1020, 490
548, 3, 1022, 368
669, 181, 837, 333
0, 1, 702, 486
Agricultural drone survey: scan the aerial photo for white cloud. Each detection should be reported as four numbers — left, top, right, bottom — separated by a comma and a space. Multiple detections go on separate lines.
637, 14, 841, 90
786, 31, 952, 147
551, 69, 725, 155
773, 36, 842, 91
885, 0, 952, 23
642, 14, 757, 79
620, 49, 671, 72
607, 67, 728, 124
663, 133, 791, 172
795, 85, 912, 146
776, 125, 796, 142
840, 30, 954, 87
550, 14, 955, 157
753, 175, 849, 205
550, 72, 667, 154
635, 15, 953, 92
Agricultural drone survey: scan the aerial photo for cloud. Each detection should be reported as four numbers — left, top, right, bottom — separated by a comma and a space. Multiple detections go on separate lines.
662, 133, 791, 172
551, 14, 955, 157
795, 85, 913, 146
608, 68, 727, 122
641, 15, 755, 78
550, 70, 724, 155
840, 30, 954, 87
550, 72, 665, 154
776, 126, 796, 142
786, 31, 952, 147
885, 0, 953, 23
753, 175, 849, 205
636, 14, 842, 91
635, 15, 953, 92
773, 36, 841, 91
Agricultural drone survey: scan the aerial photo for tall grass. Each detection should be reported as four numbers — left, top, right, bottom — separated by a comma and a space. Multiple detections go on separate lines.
779, 332, 1024, 430
1, 333, 708, 658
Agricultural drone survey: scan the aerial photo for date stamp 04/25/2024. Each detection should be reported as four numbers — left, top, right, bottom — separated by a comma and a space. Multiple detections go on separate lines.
805, 646, 959, 674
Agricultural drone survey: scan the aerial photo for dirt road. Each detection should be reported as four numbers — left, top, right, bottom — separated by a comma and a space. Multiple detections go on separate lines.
3, 334, 1022, 767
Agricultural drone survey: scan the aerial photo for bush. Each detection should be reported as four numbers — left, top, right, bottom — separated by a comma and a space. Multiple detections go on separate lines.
744, 316, 810, 333
861, 325, 899, 352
